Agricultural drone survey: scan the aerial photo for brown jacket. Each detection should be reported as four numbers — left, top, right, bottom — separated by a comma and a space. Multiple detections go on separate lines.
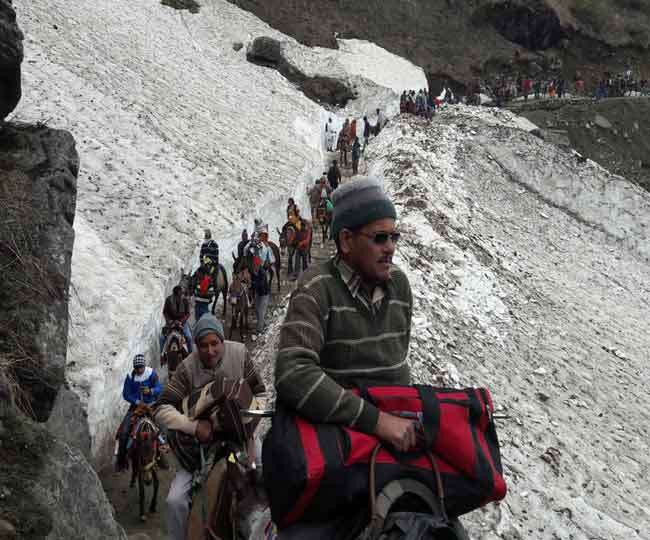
154, 341, 265, 435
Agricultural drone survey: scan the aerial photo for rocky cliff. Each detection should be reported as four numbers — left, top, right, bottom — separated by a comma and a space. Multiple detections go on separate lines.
0, 0, 22, 120
227, 0, 650, 90
0, 1, 126, 537
508, 97, 650, 192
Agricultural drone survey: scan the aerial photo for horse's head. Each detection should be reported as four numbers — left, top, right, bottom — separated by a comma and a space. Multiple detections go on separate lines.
133, 419, 159, 484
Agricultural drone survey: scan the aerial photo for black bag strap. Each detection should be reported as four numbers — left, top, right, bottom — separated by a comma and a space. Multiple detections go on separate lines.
367, 443, 451, 540
414, 385, 440, 450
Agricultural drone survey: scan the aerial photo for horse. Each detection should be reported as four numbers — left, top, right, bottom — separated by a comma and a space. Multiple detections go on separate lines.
160, 320, 189, 378
235, 242, 282, 294
184, 261, 229, 318
316, 200, 331, 246
279, 221, 313, 271
228, 267, 250, 342
128, 404, 161, 522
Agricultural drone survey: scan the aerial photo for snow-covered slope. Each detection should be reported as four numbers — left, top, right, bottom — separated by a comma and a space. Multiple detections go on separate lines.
363, 108, 650, 539
11, 0, 425, 462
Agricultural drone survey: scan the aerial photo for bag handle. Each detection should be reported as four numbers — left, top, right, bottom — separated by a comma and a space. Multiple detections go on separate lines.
367, 443, 449, 539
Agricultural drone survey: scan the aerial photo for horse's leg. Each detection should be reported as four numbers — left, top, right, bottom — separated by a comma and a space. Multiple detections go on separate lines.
150, 469, 159, 514
138, 472, 147, 521
129, 456, 136, 488
276, 263, 281, 292
222, 271, 229, 318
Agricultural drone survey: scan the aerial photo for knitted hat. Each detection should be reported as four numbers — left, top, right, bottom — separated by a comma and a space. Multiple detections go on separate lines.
133, 354, 146, 368
193, 313, 225, 343
256, 223, 268, 236
330, 176, 397, 241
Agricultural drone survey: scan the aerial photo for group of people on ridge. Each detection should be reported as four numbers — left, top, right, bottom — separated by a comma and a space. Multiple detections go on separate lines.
324, 110, 386, 174
400, 89, 438, 119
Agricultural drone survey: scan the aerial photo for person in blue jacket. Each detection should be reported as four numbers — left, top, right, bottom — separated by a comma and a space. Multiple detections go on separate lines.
115, 353, 162, 472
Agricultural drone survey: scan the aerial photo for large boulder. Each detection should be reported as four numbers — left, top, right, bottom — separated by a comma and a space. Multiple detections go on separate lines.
247, 36, 355, 107
0, 406, 127, 540
246, 36, 283, 67
0, 125, 78, 421
0, 0, 23, 119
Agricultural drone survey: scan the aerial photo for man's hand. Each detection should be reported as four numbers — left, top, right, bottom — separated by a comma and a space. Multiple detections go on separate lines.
195, 419, 213, 444
374, 411, 417, 453
142, 387, 151, 395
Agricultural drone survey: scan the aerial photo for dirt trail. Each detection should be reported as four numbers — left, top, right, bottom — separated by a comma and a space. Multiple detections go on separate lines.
100, 159, 359, 539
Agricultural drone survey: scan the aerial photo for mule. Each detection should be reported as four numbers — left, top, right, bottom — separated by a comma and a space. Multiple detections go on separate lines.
278, 221, 312, 277
236, 242, 282, 294
184, 262, 229, 318
160, 321, 189, 378
128, 405, 161, 522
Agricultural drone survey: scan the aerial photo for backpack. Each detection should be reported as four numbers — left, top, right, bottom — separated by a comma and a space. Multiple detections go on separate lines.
263, 386, 506, 529
196, 272, 214, 298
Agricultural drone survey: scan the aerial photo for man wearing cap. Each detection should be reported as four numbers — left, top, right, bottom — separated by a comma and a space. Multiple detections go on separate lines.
155, 314, 265, 540
248, 223, 275, 335
115, 354, 162, 472
274, 177, 416, 537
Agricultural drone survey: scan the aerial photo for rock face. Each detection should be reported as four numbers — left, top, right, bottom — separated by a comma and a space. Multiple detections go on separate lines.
509, 97, 650, 192
0, 405, 127, 540
0, 0, 23, 119
0, 124, 78, 421
228, 0, 650, 89
247, 36, 355, 107
476, 0, 564, 50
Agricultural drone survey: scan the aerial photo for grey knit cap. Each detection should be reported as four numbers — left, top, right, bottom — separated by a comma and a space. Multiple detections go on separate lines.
193, 313, 225, 343
330, 176, 397, 241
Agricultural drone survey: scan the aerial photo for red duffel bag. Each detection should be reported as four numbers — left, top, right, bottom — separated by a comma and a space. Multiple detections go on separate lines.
262, 385, 507, 529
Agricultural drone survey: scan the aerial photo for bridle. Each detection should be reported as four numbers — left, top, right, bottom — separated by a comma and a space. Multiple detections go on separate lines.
134, 418, 159, 474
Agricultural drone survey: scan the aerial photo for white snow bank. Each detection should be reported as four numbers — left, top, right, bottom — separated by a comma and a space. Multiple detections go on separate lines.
363, 107, 650, 538
334, 39, 428, 95
12, 0, 413, 462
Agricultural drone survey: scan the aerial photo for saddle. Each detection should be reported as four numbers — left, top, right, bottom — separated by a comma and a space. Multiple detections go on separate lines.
167, 379, 262, 473
129, 405, 156, 437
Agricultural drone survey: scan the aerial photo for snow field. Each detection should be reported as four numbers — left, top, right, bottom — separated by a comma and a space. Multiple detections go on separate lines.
12, 0, 424, 461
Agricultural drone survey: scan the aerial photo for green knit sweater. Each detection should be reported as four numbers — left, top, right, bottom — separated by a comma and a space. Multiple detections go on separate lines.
274, 257, 412, 434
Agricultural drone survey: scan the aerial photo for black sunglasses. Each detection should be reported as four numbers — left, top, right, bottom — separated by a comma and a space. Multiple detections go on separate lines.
357, 231, 401, 245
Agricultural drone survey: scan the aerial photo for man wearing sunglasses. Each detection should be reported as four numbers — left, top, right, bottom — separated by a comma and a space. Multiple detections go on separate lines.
276, 175, 414, 449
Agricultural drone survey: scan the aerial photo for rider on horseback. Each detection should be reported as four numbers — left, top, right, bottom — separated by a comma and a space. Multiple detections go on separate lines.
115, 354, 162, 472
161, 285, 192, 353
274, 178, 416, 538
200, 229, 219, 265
154, 314, 266, 540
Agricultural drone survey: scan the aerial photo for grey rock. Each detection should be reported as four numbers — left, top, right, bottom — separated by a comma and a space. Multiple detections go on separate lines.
232, 41, 243, 52
246, 36, 354, 107
0, 125, 78, 421
0, 519, 16, 540
46, 385, 92, 459
38, 434, 127, 539
0, 0, 23, 119
594, 114, 612, 129
246, 36, 283, 67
